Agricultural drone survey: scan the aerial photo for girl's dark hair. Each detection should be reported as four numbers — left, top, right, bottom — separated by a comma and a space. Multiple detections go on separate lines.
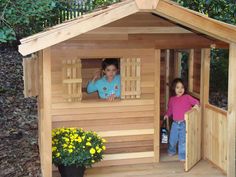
170, 78, 188, 96
102, 58, 119, 70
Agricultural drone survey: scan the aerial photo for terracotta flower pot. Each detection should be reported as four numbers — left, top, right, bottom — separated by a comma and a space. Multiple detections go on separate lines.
58, 165, 85, 177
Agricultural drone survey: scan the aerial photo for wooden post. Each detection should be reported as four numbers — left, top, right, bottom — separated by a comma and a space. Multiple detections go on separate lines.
227, 43, 236, 177
154, 49, 161, 162
200, 48, 210, 159
39, 48, 52, 177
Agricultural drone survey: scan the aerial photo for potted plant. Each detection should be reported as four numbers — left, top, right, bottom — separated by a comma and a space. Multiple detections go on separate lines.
52, 128, 106, 177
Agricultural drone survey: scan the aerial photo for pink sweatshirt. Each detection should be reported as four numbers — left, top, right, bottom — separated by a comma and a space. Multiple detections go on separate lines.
165, 94, 199, 121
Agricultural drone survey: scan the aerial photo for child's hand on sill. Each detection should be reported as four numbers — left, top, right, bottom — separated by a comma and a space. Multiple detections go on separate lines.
106, 94, 116, 102
164, 115, 168, 120
192, 104, 200, 111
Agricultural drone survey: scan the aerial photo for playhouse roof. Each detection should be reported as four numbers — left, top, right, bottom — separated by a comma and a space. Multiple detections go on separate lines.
18, 0, 236, 56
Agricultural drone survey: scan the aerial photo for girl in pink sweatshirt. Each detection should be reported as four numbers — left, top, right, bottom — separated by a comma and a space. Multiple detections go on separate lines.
164, 78, 199, 161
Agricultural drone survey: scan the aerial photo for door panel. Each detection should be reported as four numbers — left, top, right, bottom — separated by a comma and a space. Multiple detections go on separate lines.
185, 108, 201, 171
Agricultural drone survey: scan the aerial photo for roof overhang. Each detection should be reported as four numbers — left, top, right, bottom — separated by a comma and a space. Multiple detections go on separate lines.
153, 0, 236, 44
19, 0, 236, 56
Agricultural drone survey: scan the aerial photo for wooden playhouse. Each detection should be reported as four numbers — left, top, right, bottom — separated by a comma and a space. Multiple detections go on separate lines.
18, 0, 236, 177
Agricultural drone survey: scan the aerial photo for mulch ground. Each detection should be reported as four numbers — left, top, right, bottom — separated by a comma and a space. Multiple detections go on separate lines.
0, 47, 41, 177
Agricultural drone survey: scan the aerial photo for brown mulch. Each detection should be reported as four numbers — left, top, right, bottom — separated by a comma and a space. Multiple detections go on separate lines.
0, 47, 41, 177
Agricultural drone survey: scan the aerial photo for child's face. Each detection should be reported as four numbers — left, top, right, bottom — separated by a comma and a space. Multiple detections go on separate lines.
175, 82, 185, 97
103, 65, 118, 80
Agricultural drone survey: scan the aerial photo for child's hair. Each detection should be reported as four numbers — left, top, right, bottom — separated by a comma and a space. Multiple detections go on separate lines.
170, 78, 188, 96
102, 58, 119, 70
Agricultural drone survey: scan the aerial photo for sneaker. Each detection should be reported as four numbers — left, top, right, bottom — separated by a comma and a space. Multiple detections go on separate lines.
168, 153, 176, 157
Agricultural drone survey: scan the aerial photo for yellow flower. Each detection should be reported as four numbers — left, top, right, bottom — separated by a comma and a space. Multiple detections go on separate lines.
90, 148, 96, 155
68, 149, 73, 153
96, 146, 99, 150
102, 146, 106, 150
52, 147, 57, 152
102, 138, 107, 143
97, 148, 102, 153
69, 145, 74, 149
63, 144, 68, 148
87, 137, 92, 141
92, 160, 95, 163
86, 142, 92, 146
63, 137, 69, 142
52, 131, 55, 137
56, 153, 60, 157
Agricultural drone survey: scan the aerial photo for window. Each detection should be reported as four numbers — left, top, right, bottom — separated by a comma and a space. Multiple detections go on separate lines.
62, 57, 141, 102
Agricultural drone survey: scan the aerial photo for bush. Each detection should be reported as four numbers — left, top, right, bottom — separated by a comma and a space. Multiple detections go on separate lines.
52, 128, 106, 167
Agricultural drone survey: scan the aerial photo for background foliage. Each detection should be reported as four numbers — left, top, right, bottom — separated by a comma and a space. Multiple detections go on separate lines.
0, 0, 120, 43
174, 0, 236, 93
1, 0, 236, 93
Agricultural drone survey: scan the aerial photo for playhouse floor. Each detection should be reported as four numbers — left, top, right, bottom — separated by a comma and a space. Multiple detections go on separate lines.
53, 160, 226, 177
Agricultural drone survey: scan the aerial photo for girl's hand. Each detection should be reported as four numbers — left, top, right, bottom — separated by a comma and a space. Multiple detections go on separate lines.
164, 115, 168, 120
107, 94, 116, 102
193, 104, 200, 111
92, 70, 101, 82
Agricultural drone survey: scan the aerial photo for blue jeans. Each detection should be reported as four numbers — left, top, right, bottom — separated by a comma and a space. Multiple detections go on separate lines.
168, 121, 186, 160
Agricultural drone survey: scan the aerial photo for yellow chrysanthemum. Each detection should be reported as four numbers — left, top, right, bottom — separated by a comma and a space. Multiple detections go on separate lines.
63, 137, 69, 142
102, 146, 106, 150
90, 148, 96, 155
97, 148, 102, 153
52, 147, 57, 152
68, 149, 73, 153
69, 145, 74, 149
86, 142, 92, 146
56, 153, 60, 157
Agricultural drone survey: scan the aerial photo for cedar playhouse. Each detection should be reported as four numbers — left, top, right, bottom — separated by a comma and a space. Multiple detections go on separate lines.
18, 0, 236, 177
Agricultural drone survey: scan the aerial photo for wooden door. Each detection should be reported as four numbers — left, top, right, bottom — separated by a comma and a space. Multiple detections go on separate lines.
184, 108, 201, 171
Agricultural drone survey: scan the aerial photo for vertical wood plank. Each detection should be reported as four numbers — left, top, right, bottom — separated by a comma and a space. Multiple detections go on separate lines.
227, 43, 236, 177
154, 49, 160, 162
41, 48, 52, 177
131, 58, 136, 99
200, 48, 210, 159
136, 58, 141, 98
188, 49, 194, 93
165, 49, 170, 109
174, 51, 182, 78
120, 58, 125, 99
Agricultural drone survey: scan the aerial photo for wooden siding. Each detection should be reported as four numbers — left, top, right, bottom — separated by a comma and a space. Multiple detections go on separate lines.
50, 46, 165, 167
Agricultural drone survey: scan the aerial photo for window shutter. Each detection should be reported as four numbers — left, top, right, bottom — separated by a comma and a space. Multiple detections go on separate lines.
23, 53, 39, 97
62, 58, 82, 102
120, 58, 141, 99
